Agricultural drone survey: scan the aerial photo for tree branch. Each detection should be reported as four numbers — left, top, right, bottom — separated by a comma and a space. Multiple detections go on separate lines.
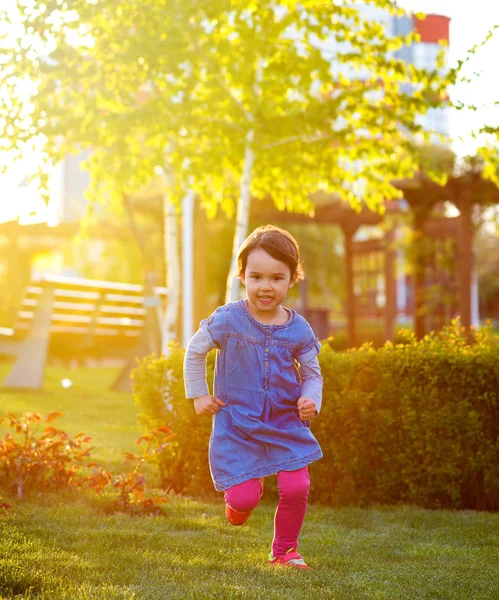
214, 74, 252, 123
263, 133, 335, 150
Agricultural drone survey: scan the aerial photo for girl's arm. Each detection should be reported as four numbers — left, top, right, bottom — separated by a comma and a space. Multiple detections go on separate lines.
298, 355, 323, 418
183, 328, 214, 398
184, 328, 227, 415
184, 305, 229, 415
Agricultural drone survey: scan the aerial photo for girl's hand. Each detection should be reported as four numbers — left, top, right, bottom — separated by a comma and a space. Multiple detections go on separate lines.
297, 396, 317, 421
193, 394, 227, 416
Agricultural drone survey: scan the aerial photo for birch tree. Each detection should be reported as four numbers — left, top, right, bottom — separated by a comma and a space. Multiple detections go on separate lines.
169, 1, 454, 302
1, 0, 453, 316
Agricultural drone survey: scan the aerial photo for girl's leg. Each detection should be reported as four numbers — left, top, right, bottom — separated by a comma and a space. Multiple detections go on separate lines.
224, 477, 264, 526
272, 466, 310, 556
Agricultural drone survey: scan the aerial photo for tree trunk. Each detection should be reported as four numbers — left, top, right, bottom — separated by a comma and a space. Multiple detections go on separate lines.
162, 193, 181, 355
225, 129, 255, 304
182, 189, 195, 347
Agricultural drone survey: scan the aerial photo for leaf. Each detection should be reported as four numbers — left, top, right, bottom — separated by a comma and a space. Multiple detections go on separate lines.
43, 426, 59, 434
155, 425, 173, 434
133, 488, 145, 501
46, 412, 63, 422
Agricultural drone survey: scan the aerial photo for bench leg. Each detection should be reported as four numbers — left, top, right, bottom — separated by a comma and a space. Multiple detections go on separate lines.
0, 338, 16, 355
3, 287, 55, 390
111, 359, 135, 392
111, 306, 161, 392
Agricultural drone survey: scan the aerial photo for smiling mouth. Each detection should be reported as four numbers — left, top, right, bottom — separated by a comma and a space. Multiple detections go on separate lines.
258, 296, 273, 302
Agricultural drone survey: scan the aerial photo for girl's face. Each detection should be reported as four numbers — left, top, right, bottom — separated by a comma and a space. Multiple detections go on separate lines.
240, 248, 294, 319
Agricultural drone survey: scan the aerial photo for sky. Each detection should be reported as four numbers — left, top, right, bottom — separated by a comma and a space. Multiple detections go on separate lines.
398, 0, 499, 156
0, 0, 498, 224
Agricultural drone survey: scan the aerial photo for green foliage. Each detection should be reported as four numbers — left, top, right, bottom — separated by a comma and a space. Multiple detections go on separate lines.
326, 326, 412, 351
314, 321, 499, 510
132, 322, 499, 510
1, 0, 454, 212
131, 344, 217, 497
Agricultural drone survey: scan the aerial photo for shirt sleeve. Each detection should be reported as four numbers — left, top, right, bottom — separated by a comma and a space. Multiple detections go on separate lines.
199, 305, 228, 349
299, 355, 323, 414
183, 328, 217, 399
295, 328, 321, 364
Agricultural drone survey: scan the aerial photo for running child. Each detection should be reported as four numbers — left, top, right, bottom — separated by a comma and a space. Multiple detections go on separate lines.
183, 224, 323, 570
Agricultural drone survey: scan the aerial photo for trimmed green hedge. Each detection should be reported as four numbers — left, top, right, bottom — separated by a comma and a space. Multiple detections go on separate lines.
131, 347, 216, 497
132, 321, 499, 510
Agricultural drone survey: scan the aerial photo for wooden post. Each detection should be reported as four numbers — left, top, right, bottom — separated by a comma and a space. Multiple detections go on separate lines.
3, 283, 56, 389
384, 229, 396, 341
342, 222, 357, 348
413, 215, 427, 340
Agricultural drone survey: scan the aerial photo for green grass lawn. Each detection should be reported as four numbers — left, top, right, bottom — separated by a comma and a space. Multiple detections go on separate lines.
1, 364, 499, 599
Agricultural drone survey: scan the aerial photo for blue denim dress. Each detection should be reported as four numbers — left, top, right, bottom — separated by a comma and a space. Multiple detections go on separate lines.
201, 299, 323, 491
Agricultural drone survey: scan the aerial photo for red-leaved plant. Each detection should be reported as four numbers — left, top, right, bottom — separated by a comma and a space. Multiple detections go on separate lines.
82, 426, 176, 515
0, 412, 175, 515
0, 411, 93, 499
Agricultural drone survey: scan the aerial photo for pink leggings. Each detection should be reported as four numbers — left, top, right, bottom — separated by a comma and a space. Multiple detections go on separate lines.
224, 466, 310, 557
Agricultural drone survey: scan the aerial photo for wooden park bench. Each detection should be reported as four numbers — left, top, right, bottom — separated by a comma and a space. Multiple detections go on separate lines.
0, 275, 167, 391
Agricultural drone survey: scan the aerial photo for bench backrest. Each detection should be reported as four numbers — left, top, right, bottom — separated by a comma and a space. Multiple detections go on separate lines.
13, 275, 167, 351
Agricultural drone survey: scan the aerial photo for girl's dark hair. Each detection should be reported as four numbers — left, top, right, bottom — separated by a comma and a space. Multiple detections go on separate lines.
237, 224, 304, 282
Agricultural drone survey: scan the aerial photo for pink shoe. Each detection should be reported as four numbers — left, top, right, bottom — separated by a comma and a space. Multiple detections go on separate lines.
226, 504, 251, 526
268, 548, 311, 570
225, 478, 264, 526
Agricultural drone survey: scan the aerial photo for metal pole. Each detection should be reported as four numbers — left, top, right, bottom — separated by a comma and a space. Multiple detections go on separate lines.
458, 195, 473, 331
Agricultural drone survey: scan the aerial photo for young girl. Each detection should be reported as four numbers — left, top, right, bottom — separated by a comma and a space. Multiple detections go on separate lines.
183, 224, 323, 570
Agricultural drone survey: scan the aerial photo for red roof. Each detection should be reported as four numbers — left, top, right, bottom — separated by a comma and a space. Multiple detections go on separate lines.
414, 14, 450, 44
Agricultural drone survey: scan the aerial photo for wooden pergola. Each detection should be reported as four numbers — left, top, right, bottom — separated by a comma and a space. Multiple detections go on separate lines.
249, 172, 499, 345
250, 196, 395, 346
397, 171, 499, 338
